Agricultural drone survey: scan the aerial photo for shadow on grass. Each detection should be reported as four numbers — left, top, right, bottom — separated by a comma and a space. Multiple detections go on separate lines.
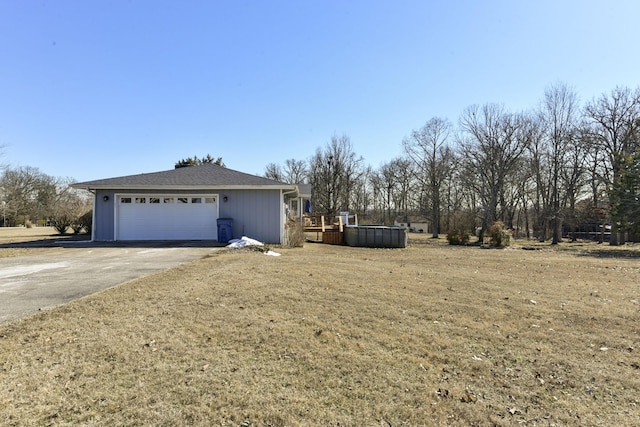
575, 248, 640, 259
0, 234, 87, 248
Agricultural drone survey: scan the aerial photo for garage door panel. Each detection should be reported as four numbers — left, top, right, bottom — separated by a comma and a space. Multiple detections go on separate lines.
117, 195, 218, 240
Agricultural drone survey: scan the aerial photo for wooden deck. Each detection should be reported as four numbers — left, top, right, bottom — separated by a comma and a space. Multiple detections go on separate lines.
303, 214, 359, 232
303, 214, 358, 245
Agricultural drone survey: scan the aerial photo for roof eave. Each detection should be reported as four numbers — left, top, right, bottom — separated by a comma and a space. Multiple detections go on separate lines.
71, 183, 298, 191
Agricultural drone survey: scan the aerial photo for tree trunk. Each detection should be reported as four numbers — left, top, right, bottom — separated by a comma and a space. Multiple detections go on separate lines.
610, 222, 624, 245
432, 188, 440, 238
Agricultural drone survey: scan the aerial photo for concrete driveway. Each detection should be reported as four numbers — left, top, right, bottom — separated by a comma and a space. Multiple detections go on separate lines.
0, 242, 221, 325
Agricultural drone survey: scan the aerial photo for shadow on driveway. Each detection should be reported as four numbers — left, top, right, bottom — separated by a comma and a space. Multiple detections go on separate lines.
0, 235, 229, 249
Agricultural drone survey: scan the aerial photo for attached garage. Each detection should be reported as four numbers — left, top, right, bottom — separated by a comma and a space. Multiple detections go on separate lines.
72, 164, 300, 244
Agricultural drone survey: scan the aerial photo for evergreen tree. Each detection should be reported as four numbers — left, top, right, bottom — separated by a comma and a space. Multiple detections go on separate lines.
175, 155, 225, 168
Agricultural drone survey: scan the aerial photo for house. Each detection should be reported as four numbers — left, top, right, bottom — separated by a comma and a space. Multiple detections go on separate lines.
394, 217, 429, 233
72, 164, 303, 244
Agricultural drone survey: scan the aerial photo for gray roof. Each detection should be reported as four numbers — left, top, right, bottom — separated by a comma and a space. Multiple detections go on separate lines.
72, 164, 296, 190
298, 183, 312, 197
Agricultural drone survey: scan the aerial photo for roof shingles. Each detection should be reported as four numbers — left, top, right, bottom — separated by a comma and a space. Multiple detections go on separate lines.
73, 164, 291, 189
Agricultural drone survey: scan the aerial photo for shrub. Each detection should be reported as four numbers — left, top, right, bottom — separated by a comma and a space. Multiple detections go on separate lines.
488, 221, 511, 247
51, 214, 73, 234
447, 228, 470, 245
285, 218, 305, 247
71, 210, 93, 235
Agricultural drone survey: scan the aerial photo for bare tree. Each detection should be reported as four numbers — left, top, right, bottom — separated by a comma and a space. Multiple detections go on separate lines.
369, 169, 384, 223
0, 167, 90, 229
373, 158, 413, 225
264, 159, 308, 184
527, 114, 552, 241
581, 125, 609, 208
283, 159, 308, 184
377, 163, 396, 225
538, 82, 582, 244
350, 166, 374, 221
49, 182, 91, 234
264, 163, 284, 182
585, 86, 640, 244
459, 104, 530, 238
439, 154, 469, 233
403, 117, 455, 237
1, 166, 48, 226
560, 127, 589, 241
391, 157, 415, 221
308, 135, 364, 216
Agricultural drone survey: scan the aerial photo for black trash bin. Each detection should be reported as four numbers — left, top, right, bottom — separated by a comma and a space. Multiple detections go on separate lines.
217, 218, 233, 243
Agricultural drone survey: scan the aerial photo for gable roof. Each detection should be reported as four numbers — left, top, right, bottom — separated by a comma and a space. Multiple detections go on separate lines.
72, 164, 296, 191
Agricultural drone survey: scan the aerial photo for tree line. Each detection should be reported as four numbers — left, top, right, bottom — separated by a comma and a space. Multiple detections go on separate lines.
265, 83, 640, 245
0, 155, 224, 233
0, 166, 92, 233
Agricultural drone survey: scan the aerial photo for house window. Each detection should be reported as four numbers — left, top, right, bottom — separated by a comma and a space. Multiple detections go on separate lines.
121, 197, 132, 204
205, 197, 216, 203
149, 197, 160, 204
177, 197, 188, 204
135, 197, 146, 203
290, 199, 299, 213
191, 197, 202, 204
163, 197, 175, 204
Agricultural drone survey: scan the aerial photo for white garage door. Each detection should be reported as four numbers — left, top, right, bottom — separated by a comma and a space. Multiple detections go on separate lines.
116, 195, 219, 240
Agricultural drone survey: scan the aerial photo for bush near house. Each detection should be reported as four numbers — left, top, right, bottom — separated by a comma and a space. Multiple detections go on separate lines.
50, 214, 74, 234
284, 218, 304, 247
51, 210, 93, 235
71, 210, 92, 235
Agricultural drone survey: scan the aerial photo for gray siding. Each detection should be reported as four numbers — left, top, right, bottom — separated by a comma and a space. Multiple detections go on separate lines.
92, 188, 283, 243
218, 189, 282, 243
94, 190, 115, 241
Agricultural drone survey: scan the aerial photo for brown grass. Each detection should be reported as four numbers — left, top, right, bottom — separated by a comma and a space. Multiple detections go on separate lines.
0, 226, 60, 242
0, 227, 69, 258
1, 236, 639, 426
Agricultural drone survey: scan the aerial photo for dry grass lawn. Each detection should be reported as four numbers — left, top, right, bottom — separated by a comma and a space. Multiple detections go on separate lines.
1, 234, 639, 426
0, 227, 77, 258
0, 226, 64, 244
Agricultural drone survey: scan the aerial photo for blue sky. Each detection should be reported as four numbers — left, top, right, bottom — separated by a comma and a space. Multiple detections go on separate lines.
1, 1, 638, 182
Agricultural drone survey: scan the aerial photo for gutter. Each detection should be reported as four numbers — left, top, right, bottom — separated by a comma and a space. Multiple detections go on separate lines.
282, 187, 299, 198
